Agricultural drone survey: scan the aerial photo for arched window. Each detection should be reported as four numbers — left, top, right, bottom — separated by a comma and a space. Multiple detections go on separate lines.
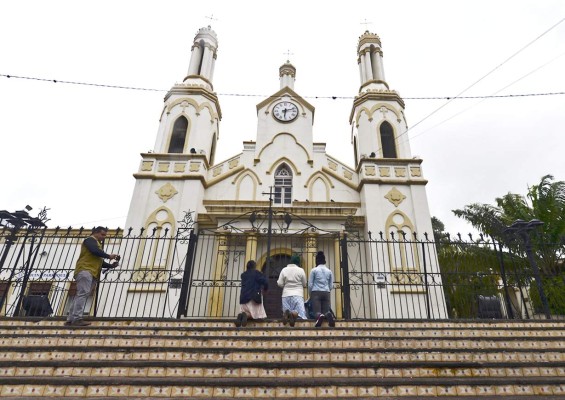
380, 121, 397, 158
168, 116, 188, 153
274, 164, 292, 205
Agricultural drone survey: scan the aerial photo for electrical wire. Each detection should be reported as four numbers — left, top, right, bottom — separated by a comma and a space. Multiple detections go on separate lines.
392, 16, 565, 145
399, 50, 565, 146
1, 73, 563, 101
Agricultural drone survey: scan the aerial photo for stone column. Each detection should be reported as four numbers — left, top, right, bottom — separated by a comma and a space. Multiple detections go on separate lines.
304, 233, 317, 299
363, 50, 373, 81
244, 231, 258, 265
200, 45, 212, 78
333, 235, 342, 318
187, 43, 202, 75
208, 233, 228, 317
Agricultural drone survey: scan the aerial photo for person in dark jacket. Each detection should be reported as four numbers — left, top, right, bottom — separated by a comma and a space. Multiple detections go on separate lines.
236, 260, 268, 327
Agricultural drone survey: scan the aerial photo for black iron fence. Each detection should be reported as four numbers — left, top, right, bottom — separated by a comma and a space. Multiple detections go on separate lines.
0, 226, 563, 320
0, 226, 191, 319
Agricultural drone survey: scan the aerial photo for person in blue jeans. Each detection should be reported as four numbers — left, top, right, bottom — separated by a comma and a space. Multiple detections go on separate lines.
308, 251, 335, 327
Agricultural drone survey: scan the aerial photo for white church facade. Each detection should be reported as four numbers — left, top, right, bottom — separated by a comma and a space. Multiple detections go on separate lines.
121, 26, 447, 320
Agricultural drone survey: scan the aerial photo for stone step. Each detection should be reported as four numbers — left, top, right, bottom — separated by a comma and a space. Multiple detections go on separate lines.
2, 360, 565, 377
1, 335, 563, 351
0, 318, 563, 398
0, 376, 564, 398
2, 346, 563, 361
2, 317, 564, 329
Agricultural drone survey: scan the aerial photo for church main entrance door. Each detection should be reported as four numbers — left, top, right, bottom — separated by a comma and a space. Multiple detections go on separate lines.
261, 254, 290, 319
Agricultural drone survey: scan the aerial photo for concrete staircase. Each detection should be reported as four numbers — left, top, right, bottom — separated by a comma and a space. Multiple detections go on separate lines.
0, 318, 564, 398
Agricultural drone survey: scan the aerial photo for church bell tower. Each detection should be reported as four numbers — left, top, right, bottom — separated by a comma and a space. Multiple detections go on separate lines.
351, 30, 433, 241
124, 26, 221, 232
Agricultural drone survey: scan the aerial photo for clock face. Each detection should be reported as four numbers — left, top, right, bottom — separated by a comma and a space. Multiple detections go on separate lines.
272, 101, 299, 122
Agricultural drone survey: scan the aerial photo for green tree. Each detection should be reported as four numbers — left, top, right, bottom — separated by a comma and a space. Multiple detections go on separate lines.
453, 175, 565, 276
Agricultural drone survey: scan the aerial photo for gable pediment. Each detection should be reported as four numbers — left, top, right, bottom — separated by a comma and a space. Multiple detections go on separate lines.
256, 87, 315, 120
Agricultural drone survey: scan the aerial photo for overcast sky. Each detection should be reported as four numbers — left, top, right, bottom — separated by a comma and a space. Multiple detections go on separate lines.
1, 0, 564, 234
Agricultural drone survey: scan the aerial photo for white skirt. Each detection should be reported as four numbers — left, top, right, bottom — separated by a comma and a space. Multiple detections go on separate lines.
240, 299, 267, 319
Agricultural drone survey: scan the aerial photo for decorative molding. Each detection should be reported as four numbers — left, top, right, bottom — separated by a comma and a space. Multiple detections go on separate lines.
141, 161, 154, 172
155, 183, 178, 203
228, 158, 240, 169
266, 157, 301, 176
189, 162, 200, 172
379, 167, 391, 177
174, 163, 186, 173
157, 162, 170, 173
410, 167, 422, 177
321, 166, 358, 190
365, 166, 376, 176
255, 132, 312, 166
384, 187, 406, 207
394, 167, 406, 177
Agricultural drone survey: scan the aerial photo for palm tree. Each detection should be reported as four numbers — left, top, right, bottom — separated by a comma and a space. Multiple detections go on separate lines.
453, 175, 565, 276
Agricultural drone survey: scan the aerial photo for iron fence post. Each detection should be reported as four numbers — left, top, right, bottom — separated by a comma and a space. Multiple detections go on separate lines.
421, 241, 431, 319
493, 238, 515, 319
177, 230, 197, 318
340, 233, 351, 319
14, 234, 43, 316
505, 219, 551, 320
0, 229, 30, 313
521, 232, 551, 319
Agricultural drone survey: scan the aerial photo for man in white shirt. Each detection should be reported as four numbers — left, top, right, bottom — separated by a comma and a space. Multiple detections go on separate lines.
277, 254, 307, 327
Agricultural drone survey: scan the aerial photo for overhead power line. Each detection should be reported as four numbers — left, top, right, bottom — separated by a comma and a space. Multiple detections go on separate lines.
0, 73, 563, 101
392, 16, 565, 145
398, 50, 565, 146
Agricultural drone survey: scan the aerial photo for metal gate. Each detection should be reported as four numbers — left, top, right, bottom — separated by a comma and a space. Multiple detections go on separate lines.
177, 210, 342, 319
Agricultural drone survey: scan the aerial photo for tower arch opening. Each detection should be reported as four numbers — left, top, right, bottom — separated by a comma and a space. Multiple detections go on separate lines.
168, 116, 189, 153
379, 121, 397, 158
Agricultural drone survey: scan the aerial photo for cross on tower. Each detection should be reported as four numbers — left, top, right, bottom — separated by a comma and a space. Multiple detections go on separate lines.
205, 14, 218, 27
360, 19, 372, 30
283, 49, 294, 63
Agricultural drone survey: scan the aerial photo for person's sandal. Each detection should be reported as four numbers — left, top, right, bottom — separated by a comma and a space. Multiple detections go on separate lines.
282, 310, 290, 325
234, 313, 243, 327
289, 311, 297, 327
326, 312, 335, 327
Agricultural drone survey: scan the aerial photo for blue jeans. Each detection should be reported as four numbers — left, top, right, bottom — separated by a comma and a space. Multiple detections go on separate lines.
310, 290, 331, 317
67, 270, 93, 322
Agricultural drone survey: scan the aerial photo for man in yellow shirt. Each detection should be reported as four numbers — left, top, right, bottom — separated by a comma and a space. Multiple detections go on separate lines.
65, 227, 119, 326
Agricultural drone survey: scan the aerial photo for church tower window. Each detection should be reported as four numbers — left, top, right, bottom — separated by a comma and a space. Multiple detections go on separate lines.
274, 164, 292, 205
168, 116, 189, 153
380, 121, 397, 158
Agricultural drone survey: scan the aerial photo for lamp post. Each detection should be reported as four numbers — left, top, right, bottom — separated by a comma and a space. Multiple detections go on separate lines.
0, 207, 48, 314
504, 219, 551, 320
0, 207, 47, 271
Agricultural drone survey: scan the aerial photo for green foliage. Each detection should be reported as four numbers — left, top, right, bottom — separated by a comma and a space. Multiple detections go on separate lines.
452, 175, 565, 276
437, 240, 501, 318
529, 273, 565, 316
